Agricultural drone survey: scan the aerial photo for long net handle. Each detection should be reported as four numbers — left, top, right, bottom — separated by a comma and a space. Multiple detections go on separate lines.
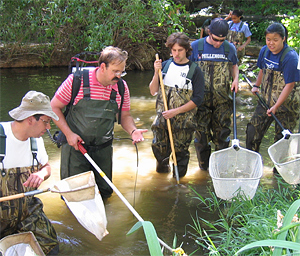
0, 188, 50, 202
155, 54, 180, 183
243, 74, 286, 132
77, 142, 173, 253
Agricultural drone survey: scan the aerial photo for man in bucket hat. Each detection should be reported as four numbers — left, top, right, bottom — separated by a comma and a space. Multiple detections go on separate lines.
0, 91, 59, 255
189, 18, 239, 171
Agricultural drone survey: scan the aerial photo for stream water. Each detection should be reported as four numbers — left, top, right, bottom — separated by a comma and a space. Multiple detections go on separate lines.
0, 67, 283, 255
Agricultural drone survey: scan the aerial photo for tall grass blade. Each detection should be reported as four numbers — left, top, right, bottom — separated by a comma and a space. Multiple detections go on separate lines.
235, 239, 300, 255
127, 221, 163, 256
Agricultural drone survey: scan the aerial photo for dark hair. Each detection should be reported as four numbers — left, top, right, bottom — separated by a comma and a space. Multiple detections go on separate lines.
165, 32, 192, 57
33, 114, 43, 121
15, 113, 43, 123
232, 10, 243, 19
265, 22, 288, 40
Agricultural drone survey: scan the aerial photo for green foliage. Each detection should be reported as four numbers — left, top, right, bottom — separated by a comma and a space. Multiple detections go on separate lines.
281, 9, 300, 51
248, 19, 276, 42
187, 177, 300, 255
0, 0, 194, 65
236, 199, 300, 255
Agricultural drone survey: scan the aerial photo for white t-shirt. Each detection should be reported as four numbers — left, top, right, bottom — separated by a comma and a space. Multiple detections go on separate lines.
163, 61, 193, 90
0, 122, 48, 169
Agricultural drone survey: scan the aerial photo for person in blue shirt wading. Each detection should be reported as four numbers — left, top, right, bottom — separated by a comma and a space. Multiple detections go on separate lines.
246, 23, 300, 165
189, 18, 239, 171
226, 10, 252, 62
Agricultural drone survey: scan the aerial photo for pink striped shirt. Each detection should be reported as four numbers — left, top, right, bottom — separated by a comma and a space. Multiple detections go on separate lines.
54, 67, 130, 111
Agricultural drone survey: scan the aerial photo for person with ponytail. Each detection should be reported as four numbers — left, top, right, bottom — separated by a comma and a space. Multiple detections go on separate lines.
246, 23, 300, 169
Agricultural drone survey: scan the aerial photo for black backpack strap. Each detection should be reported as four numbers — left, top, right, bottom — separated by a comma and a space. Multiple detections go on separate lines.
30, 137, 39, 168
186, 62, 197, 81
280, 46, 293, 63
117, 79, 125, 124
198, 38, 205, 58
223, 40, 230, 58
64, 66, 82, 117
239, 21, 244, 31
0, 124, 6, 164
0, 124, 6, 176
82, 69, 90, 99
162, 58, 173, 78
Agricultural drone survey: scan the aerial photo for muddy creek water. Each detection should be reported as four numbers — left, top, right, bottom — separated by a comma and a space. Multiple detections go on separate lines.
0, 67, 281, 255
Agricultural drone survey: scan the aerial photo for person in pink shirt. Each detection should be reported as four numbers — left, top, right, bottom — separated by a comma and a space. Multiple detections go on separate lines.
51, 46, 147, 199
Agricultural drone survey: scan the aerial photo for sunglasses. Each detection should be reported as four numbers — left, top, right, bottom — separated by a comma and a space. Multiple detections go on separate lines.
211, 35, 226, 42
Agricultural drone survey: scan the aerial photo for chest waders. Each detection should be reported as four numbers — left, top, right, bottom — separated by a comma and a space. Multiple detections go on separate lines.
194, 40, 233, 170
61, 71, 119, 197
227, 22, 245, 61
246, 48, 300, 152
151, 63, 197, 177
0, 130, 58, 254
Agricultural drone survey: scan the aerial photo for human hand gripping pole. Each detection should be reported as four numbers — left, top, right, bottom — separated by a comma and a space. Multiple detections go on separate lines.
77, 140, 173, 253
155, 53, 180, 184
243, 74, 290, 139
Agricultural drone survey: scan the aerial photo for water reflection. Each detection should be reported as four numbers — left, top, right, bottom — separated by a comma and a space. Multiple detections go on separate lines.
0, 67, 283, 255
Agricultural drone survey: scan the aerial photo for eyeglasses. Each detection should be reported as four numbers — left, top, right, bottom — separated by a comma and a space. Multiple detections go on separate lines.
40, 118, 51, 125
115, 71, 127, 77
211, 35, 226, 42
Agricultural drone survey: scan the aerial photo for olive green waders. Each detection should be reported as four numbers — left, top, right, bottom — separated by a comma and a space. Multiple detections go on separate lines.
61, 92, 119, 198
246, 69, 300, 152
195, 61, 233, 170
0, 166, 59, 255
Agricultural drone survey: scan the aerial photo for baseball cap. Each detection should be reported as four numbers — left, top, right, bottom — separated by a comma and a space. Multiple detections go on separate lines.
9, 91, 59, 121
209, 18, 229, 37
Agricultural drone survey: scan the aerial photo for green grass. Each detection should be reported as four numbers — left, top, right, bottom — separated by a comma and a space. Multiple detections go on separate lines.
187, 177, 300, 255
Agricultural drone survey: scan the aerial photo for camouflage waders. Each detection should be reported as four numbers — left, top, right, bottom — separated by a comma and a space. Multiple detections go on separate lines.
195, 61, 233, 170
61, 93, 118, 198
227, 29, 245, 61
246, 69, 300, 152
151, 85, 197, 177
0, 165, 58, 255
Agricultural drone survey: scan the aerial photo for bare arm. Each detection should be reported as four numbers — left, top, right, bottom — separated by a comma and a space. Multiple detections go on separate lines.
267, 82, 295, 116
149, 59, 162, 96
120, 110, 148, 144
23, 162, 51, 188
50, 97, 83, 150
162, 100, 197, 119
238, 36, 251, 52
200, 28, 204, 39
251, 69, 263, 94
230, 64, 239, 92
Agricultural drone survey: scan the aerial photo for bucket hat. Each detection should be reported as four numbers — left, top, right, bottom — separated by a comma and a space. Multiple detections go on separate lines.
209, 18, 229, 37
9, 91, 59, 121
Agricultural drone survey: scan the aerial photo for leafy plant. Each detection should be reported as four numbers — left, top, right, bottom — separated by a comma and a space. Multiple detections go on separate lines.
0, 0, 194, 67
127, 221, 163, 256
127, 221, 187, 256
186, 177, 300, 255
236, 199, 300, 255
281, 9, 300, 51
